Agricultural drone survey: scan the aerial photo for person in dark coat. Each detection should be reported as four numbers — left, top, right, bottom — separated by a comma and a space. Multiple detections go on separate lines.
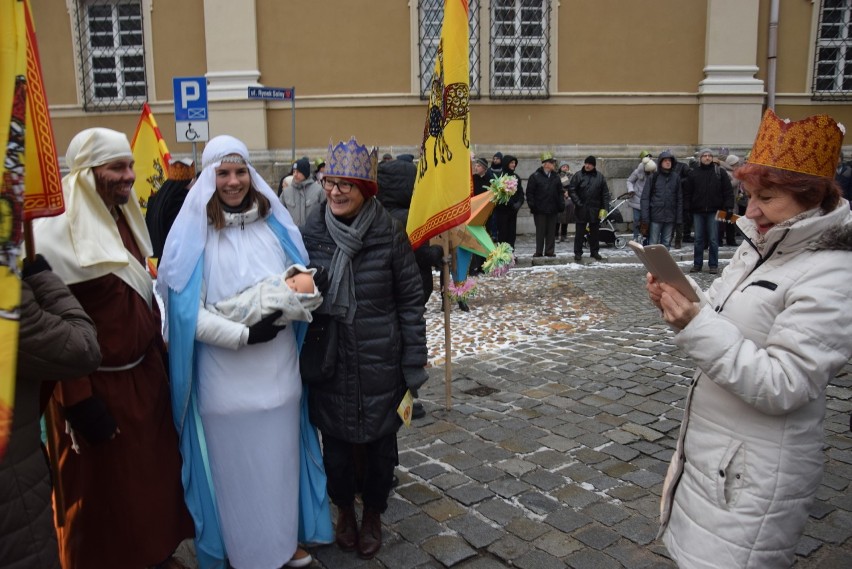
144, 158, 196, 260
492, 154, 525, 248
1, 255, 101, 569
640, 150, 683, 249
301, 137, 427, 561
526, 152, 564, 257
377, 153, 437, 419
568, 156, 611, 262
683, 148, 734, 273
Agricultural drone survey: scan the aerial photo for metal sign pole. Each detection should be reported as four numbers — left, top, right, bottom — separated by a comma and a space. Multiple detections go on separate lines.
291, 87, 296, 162
192, 142, 198, 169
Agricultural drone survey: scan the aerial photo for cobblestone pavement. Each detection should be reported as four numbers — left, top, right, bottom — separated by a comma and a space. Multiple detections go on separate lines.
308, 234, 852, 569
176, 234, 852, 568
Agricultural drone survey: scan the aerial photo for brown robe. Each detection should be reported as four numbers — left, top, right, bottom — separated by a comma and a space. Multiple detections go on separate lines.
45, 214, 193, 569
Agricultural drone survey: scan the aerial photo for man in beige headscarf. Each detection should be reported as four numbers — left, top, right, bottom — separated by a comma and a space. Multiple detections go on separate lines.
33, 128, 193, 569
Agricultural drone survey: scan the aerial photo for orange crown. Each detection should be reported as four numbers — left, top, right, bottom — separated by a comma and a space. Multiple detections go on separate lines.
748, 109, 845, 179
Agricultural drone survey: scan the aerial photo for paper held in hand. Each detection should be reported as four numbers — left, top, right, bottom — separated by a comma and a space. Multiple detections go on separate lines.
628, 241, 701, 303
397, 389, 414, 427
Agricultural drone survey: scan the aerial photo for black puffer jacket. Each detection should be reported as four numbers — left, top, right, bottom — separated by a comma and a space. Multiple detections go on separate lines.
526, 167, 563, 215
301, 202, 427, 443
684, 162, 734, 214
641, 151, 683, 224
568, 168, 611, 223
1, 270, 101, 569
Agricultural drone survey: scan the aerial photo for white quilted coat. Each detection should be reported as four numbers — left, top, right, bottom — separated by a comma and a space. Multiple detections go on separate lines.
659, 201, 852, 568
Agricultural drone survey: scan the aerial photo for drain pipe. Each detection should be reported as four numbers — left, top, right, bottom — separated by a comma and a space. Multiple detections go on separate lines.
767, 0, 780, 110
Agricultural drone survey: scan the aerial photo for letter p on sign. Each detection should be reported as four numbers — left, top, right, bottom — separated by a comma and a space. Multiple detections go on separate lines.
173, 76, 208, 122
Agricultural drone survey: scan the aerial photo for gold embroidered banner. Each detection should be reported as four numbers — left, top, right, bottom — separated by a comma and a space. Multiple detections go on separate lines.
132, 102, 171, 214
406, 0, 472, 249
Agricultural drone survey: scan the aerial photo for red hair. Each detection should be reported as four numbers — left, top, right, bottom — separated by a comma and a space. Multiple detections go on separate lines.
735, 163, 840, 212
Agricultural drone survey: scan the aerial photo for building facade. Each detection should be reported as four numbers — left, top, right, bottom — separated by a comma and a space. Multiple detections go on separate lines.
33, 0, 852, 199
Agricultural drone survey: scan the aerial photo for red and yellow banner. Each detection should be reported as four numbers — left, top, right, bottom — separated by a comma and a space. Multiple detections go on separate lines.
406, 0, 472, 249
131, 102, 170, 214
1, 0, 28, 462
1, 0, 63, 461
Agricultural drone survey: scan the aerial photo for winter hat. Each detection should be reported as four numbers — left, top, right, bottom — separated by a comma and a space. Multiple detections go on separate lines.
725, 154, 741, 167
493, 151, 503, 160
313, 157, 326, 169
540, 151, 558, 164
584, 155, 597, 167
639, 150, 651, 159
396, 153, 415, 163
474, 157, 488, 169
699, 148, 714, 157
294, 156, 311, 178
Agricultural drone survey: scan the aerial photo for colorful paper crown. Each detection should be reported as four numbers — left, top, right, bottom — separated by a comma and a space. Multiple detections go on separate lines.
540, 151, 557, 163
749, 109, 845, 179
326, 137, 378, 195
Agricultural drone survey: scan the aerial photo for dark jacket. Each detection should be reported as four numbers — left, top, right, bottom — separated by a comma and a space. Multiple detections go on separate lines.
526, 167, 564, 215
300, 203, 427, 443
472, 170, 495, 196
377, 159, 417, 218
641, 151, 683, 224
1, 270, 101, 569
684, 162, 734, 214
568, 168, 611, 223
494, 154, 525, 214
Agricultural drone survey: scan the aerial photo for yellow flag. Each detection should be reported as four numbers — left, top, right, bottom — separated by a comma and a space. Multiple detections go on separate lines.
131, 102, 171, 214
406, 0, 472, 249
0, 0, 28, 461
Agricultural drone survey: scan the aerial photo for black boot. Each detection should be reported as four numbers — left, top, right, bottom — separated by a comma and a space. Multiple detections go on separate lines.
358, 508, 383, 559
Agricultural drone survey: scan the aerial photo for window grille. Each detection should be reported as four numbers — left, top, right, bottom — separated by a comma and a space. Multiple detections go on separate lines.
490, 0, 550, 99
418, 0, 481, 99
75, 0, 147, 111
812, 0, 852, 101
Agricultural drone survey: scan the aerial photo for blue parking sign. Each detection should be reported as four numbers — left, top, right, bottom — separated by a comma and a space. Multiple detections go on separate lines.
173, 77, 208, 122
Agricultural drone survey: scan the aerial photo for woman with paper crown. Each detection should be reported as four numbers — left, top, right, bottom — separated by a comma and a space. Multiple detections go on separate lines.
157, 135, 329, 569
299, 136, 427, 560
646, 110, 852, 567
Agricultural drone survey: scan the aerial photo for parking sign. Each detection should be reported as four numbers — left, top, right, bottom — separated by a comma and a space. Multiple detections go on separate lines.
173, 77, 207, 121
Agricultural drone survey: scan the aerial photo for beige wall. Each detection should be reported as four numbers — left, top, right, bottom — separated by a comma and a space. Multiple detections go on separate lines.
31, 0, 852, 160
559, 0, 706, 93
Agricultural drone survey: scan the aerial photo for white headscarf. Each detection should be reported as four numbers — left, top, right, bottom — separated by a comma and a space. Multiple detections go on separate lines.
156, 135, 308, 295
33, 128, 152, 290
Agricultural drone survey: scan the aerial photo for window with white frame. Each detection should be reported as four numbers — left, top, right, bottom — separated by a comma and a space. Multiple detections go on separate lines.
813, 0, 852, 100
490, 0, 550, 98
418, 0, 481, 99
74, 0, 147, 110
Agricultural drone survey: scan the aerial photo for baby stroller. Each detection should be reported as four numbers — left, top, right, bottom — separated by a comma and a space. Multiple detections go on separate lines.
583, 193, 629, 249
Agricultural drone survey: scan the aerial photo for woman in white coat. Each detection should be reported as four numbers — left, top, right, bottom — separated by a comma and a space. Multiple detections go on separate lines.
646, 110, 852, 568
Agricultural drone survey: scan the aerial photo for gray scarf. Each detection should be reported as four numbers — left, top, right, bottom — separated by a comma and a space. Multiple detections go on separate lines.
323, 197, 379, 323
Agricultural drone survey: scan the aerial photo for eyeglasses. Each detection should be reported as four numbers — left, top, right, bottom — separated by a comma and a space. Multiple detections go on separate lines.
322, 178, 355, 193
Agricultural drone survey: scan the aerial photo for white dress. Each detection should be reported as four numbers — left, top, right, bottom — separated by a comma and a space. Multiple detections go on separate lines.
196, 208, 301, 569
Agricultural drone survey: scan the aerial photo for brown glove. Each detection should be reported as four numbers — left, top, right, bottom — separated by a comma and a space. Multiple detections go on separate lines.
640, 222, 649, 237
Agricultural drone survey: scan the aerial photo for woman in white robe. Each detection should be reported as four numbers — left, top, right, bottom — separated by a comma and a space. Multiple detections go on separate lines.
157, 135, 315, 569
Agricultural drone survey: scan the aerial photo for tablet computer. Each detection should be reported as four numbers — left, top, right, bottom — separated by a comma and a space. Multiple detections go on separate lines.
628, 240, 701, 303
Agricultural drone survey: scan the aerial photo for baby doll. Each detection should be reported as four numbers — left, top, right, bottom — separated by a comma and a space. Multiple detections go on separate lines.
208, 264, 323, 326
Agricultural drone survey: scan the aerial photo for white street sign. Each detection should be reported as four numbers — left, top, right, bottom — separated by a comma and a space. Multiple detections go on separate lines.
176, 121, 209, 143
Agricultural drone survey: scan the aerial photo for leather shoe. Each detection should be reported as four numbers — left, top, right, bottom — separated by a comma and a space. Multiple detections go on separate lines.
358, 508, 382, 559
412, 401, 425, 419
335, 505, 358, 552
573, 256, 582, 262
592, 254, 603, 261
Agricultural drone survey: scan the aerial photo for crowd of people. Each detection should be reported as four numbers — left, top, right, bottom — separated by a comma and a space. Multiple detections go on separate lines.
3, 108, 850, 569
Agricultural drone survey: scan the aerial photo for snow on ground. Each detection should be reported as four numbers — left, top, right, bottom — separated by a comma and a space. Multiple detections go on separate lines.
424, 266, 614, 366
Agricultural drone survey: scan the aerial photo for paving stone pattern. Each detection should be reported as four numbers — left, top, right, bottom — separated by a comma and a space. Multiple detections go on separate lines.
310, 235, 852, 568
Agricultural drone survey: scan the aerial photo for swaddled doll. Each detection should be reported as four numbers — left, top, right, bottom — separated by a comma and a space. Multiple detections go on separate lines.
209, 264, 323, 325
